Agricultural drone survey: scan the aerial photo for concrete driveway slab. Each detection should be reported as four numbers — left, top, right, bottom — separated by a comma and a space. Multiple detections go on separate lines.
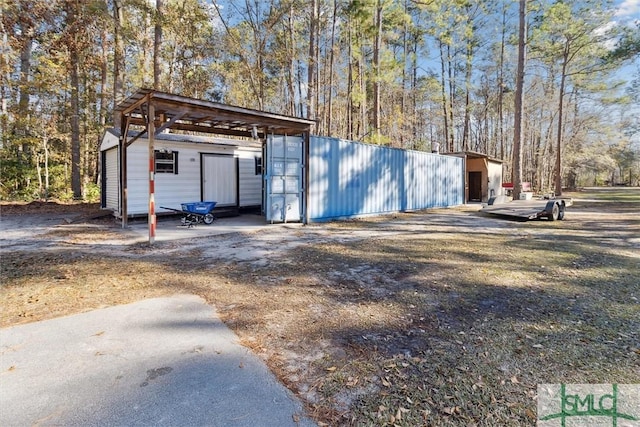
0, 295, 315, 427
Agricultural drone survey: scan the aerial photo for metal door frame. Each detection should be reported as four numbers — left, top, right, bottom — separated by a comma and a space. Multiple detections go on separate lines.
264, 134, 304, 223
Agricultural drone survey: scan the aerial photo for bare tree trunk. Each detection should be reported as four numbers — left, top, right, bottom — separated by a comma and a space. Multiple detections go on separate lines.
462, 41, 472, 152
462, 10, 474, 152
372, 0, 382, 142
82, 114, 90, 198
68, 17, 82, 199
0, 11, 11, 144
36, 152, 43, 197
297, 61, 304, 118
447, 44, 455, 152
313, 0, 320, 125
326, 0, 337, 136
400, 0, 408, 147
439, 40, 450, 152
153, 0, 163, 90
16, 31, 33, 179
307, 0, 318, 122
287, 3, 296, 116
533, 129, 542, 190
359, 40, 367, 139
498, 4, 506, 159
411, 32, 418, 148
98, 2, 108, 183
347, 18, 353, 140
99, 27, 108, 127
167, 34, 179, 93
44, 136, 49, 196
113, 0, 125, 111
512, 0, 527, 201
18, 39, 32, 116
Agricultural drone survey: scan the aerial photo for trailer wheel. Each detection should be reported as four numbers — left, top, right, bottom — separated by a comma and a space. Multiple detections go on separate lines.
558, 202, 566, 220
204, 213, 215, 225
549, 203, 560, 221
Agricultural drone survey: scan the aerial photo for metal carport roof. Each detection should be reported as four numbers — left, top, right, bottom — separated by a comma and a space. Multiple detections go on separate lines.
115, 88, 315, 243
116, 88, 315, 139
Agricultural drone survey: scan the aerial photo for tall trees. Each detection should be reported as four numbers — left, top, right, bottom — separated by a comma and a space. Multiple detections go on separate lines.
1, 1, 53, 195
1, 0, 638, 200
531, 0, 618, 195
421, 0, 488, 153
213, 0, 287, 110
63, 0, 83, 199
58, 0, 110, 199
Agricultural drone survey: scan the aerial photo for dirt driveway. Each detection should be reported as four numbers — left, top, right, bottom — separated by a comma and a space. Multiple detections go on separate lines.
2, 188, 639, 426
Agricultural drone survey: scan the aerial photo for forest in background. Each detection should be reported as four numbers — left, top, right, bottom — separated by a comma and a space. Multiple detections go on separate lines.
1, 0, 639, 201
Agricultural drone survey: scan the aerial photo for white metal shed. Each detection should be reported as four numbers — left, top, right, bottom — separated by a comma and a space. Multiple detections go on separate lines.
100, 130, 263, 216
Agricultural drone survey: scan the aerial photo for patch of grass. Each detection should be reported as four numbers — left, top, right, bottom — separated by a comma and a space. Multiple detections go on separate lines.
568, 187, 640, 202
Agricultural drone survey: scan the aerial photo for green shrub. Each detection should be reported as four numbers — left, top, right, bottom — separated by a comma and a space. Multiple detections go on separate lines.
84, 183, 101, 203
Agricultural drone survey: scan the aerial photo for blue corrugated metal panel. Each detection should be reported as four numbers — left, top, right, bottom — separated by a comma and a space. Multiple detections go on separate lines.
308, 136, 463, 221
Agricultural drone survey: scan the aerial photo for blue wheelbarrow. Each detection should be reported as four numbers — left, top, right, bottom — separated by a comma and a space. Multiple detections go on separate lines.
160, 201, 217, 227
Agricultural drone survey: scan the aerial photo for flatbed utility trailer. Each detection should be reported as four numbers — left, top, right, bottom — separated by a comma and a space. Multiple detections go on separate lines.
482, 196, 573, 221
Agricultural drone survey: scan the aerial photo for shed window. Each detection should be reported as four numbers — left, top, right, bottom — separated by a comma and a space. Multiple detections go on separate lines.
155, 150, 178, 174
255, 156, 262, 175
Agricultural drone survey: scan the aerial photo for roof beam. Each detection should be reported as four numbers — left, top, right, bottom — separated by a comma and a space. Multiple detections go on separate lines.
119, 92, 151, 116
155, 109, 187, 135
125, 117, 266, 139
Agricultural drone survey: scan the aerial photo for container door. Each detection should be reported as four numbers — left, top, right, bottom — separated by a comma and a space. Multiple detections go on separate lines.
265, 135, 303, 222
203, 154, 237, 207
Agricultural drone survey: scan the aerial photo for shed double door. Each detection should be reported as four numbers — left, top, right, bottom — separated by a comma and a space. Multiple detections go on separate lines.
203, 154, 237, 207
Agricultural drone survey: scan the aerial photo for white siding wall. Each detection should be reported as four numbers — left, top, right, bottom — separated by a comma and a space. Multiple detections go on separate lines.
488, 161, 504, 197
120, 139, 260, 215
239, 156, 262, 206
105, 148, 119, 210
100, 130, 119, 151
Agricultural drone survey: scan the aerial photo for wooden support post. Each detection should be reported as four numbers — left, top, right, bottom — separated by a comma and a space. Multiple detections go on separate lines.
120, 113, 128, 228
119, 135, 124, 227
148, 102, 156, 244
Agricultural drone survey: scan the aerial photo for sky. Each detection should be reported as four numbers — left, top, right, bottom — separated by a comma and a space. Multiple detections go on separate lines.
612, 0, 640, 99
614, 0, 640, 19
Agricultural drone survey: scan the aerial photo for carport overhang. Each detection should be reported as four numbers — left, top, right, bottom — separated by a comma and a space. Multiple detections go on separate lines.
115, 88, 315, 243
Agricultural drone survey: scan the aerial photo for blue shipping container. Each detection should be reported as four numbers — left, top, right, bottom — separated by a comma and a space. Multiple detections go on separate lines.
308, 136, 463, 221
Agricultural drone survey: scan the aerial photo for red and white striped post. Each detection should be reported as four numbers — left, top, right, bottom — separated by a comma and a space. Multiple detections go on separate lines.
148, 102, 156, 244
